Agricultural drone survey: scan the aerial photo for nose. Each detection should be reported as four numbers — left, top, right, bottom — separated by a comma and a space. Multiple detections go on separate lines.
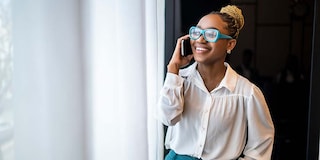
196, 34, 207, 43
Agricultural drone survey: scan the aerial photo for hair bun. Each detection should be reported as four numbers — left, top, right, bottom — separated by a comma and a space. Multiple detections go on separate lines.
220, 5, 244, 31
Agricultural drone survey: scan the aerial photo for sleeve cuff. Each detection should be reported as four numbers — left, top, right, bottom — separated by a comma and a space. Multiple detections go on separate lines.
164, 72, 184, 87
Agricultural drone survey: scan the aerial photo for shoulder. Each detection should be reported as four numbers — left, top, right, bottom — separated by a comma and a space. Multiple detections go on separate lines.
232, 70, 261, 97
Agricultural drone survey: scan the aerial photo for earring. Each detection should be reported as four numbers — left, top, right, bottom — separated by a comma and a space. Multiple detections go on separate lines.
227, 50, 231, 54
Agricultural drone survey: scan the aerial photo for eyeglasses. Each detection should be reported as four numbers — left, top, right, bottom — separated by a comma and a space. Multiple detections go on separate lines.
189, 26, 233, 43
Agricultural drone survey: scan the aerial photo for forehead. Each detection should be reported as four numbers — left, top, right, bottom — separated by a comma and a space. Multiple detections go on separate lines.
197, 14, 227, 31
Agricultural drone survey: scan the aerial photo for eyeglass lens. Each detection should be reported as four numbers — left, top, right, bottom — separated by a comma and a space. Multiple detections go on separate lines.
190, 27, 218, 42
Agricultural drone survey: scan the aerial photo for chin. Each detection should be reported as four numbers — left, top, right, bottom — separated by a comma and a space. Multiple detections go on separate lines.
193, 55, 205, 63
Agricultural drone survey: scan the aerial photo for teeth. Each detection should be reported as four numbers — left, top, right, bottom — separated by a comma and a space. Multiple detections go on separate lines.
196, 47, 206, 51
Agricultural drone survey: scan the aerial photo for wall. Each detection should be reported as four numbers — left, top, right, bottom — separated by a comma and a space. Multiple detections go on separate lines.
231, 1, 313, 159
231, 0, 314, 79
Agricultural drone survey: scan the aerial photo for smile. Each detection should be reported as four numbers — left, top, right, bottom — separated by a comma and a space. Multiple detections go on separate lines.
196, 47, 208, 51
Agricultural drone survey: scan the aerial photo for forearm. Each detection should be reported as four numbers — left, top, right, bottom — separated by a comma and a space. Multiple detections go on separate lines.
157, 73, 184, 126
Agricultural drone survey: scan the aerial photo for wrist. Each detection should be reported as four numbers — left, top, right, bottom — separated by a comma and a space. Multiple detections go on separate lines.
167, 63, 179, 74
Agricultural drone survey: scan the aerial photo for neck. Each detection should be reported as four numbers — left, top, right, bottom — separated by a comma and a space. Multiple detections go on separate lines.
197, 63, 226, 91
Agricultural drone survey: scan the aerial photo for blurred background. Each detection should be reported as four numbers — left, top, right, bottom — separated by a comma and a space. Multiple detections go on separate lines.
0, 0, 319, 160
164, 0, 319, 159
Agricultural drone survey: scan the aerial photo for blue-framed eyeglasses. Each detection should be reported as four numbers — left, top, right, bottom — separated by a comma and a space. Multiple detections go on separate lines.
189, 26, 233, 43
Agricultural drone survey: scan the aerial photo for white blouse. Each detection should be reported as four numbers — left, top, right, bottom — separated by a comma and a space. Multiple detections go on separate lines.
157, 62, 274, 160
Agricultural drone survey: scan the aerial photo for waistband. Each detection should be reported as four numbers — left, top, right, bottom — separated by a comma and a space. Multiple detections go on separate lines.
165, 150, 202, 160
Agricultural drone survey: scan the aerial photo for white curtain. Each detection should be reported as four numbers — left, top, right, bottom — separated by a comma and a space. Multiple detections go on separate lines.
83, 0, 165, 159
0, 0, 14, 159
11, 0, 165, 160
12, 0, 86, 159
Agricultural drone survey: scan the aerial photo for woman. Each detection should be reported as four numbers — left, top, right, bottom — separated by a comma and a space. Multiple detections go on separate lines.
157, 5, 274, 160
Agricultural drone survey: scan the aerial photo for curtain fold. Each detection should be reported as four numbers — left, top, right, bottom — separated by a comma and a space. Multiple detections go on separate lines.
13, 0, 85, 159
84, 0, 164, 159
11, 0, 164, 159
0, 0, 14, 159
146, 0, 165, 160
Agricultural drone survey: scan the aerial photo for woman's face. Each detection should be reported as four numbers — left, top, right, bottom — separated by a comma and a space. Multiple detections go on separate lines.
191, 14, 234, 65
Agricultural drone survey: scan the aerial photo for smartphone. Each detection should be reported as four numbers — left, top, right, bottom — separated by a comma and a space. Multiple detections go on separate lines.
181, 38, 193, 57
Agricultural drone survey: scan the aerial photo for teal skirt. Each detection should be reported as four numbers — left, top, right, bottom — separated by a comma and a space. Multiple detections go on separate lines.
165, 150, 202, 160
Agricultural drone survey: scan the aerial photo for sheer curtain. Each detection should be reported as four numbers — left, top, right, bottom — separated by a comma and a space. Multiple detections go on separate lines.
12, 0, 164, 160
83, 0, 165, 159
0, 0, 14, 159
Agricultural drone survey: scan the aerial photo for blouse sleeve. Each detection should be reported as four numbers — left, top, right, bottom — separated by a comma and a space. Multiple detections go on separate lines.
242, 85, 275, 160
156, 72, 185, 126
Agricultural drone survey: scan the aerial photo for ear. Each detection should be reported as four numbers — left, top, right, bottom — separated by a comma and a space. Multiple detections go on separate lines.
227, 39, 237, 51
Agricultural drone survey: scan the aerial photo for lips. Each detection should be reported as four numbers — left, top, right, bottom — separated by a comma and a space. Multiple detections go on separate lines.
195, 46, 210, 53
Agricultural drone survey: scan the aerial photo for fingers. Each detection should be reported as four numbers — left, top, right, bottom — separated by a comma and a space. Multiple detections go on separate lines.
173, 35, 190, 58
175, 35, 190, 52
167, 35, 193, 74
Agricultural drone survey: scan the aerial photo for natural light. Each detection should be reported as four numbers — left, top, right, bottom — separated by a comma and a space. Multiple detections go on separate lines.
0, 0, 165, 160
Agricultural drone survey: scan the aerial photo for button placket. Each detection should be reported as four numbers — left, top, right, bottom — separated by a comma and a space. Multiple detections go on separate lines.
196, 94, 212, 156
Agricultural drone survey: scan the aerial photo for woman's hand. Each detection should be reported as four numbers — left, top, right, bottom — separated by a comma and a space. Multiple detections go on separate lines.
167, 35, 194, 74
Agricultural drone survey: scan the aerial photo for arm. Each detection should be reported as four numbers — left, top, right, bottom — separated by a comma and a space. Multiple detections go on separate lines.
157, 73, 185, 126
156, 35, 193, 126
242, 86, 275, 160
167, 35, 194, 74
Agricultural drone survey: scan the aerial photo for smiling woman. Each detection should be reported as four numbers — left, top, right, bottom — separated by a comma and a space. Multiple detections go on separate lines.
158, 5, 274, 160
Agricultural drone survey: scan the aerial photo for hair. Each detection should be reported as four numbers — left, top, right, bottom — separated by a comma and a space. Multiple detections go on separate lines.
210, 5, 245, 39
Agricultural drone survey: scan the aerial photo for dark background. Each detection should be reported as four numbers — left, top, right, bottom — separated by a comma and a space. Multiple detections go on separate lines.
164, 0, 320, 159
